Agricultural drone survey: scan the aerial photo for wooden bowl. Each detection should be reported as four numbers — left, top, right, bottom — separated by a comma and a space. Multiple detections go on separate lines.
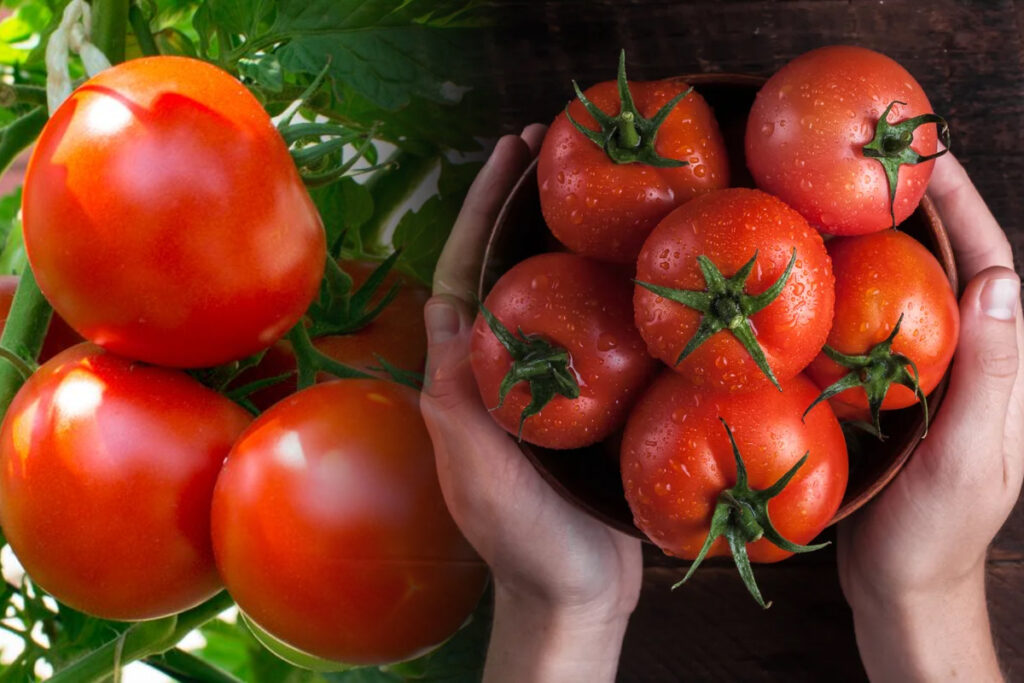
478, 73, 957, 539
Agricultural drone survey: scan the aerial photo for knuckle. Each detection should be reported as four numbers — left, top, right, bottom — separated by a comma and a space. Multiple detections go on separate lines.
976, 344, 1020, 380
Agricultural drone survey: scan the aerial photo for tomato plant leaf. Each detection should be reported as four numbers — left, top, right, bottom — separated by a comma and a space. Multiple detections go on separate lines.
238, 51, 283, 91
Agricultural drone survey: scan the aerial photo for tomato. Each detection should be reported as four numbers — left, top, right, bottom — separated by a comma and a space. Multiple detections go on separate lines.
22, 56, 325, 368
634, 188, 834, 393
746, 45, 948, 235
471, 252, 657, 449
211, 380, 487, 665
0, 344, 251, 620
804, 230, 958, 432
0, 275, 82, 362
231, 261, 430, 410
538, 52, 729, 263
621, 372, 847, 604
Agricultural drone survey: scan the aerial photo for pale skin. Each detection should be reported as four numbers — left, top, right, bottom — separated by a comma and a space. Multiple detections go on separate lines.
420, 131, 1022, 682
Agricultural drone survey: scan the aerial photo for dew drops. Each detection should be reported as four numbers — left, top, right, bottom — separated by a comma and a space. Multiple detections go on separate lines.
585, 196, 598, 208
714, 356, 729, 369
597, 333, 618, 351
671, 408, 688, 424
654, 481, 672, 496
761, 122, 775, 137
531, 274, 550, 290
556, 171, 566, 184
693, 165, 707, 178
799, 178, 814, 191
570, 210, 583, 225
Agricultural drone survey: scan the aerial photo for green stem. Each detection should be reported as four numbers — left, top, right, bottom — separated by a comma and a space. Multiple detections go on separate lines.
617, 111, 639, 148
0, 84, 47, 108
90, 0, 130, 65
49, 592, 234, 683
145, 648, 244, 683
128, 4, 160, 57
0, 107, 47, 177
0, 268, 52, 416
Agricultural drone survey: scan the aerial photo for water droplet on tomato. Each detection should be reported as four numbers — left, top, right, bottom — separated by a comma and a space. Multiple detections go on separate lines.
531, 274, 550, 290
570, 210, 583, 225
671, 409, 688, 424
585, 196, 598, 208
714, 356, 728, 369
557, 171, 566, 184
693, 164, 707, 178
761, 122, 775, 137
654, 481, 672, 496
800, 178, 813, 191
597, 333, 618, 351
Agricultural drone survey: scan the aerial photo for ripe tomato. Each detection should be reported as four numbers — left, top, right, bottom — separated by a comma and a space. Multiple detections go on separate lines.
0, 275, 81, 362
0, 344, 251, 620
538, 52, 729, 263
231, 260, 430, 410
804, 230, 958, 432
621, 372, 847, 604
211, 380, 487, 665
634, 188, 834, 393
746, 45, 947, 235
471, 252, 657, 449
22, 56, 325, 368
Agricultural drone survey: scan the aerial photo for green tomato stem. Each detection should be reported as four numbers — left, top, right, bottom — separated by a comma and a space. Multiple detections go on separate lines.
0, 267, 52, 416
90, 0, 130, 65
49, 592, 234, 683
128, 4, 161, 57
145, 648, 243, 683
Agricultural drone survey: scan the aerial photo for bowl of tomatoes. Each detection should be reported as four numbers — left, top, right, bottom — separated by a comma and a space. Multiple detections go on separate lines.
472, 47, 959, 604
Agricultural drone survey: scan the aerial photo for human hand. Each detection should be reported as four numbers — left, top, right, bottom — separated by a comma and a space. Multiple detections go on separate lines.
420, 127, 642, 683
838, 152, 1022, 682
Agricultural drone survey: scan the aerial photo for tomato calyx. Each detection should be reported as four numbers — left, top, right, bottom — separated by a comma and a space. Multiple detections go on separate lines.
673, 419, 828, 609
307, 253, 403, 338
804, 314, 927, 439
566, 50, 693, 168
478, 302, 580, 440
636, 249, 796, 391
862, 100, 951, 228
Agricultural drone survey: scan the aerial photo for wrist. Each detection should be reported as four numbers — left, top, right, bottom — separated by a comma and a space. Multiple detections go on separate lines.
848, 565, 1002, 682
483, 582, 632, 683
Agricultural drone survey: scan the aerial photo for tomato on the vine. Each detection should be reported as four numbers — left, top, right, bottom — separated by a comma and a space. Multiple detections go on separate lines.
231, 260, 430, 410
634, 188, 834, 393
211, 380, 487, 665
471, 252, 657, 449
621, 372, 847, 605
0, 275, 81, 362
746, 45, 948, 235
804, 230, 958, 435
22, 56, 325, 368
538, 51, 729, 263
0, 344, 251, 620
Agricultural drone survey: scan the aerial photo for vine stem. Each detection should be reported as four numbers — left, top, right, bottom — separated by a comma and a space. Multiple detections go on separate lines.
0, 268, 52, 415
90, 0, 129, 65
49, 593, 235, 683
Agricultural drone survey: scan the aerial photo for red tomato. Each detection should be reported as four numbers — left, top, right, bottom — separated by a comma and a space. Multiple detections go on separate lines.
805, 230, 958, 423
621, 372, 847, 601
231, 261, 430, 410
634, 188, 834, 393
471, 253, 657, 449
746, 45, 945, 235
22, 56, 325, 368
538, 53, 729, 263
211, 380, 487, 665
0, 275, 82, 362
0, 344, 251, 620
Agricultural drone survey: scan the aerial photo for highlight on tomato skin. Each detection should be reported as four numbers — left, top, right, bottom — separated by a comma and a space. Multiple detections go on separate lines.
621, 371, 848, 566
210, 379, 488, 666
0, 343, 252, 621
745, 45, 945, 236
21, 55, 326, 369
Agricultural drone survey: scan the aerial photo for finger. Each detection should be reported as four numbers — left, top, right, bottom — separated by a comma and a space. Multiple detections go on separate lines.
433, 135, 533, 301
520, 123, 548, 156
922, 266, 1021, 485
926, 153, 1014, 280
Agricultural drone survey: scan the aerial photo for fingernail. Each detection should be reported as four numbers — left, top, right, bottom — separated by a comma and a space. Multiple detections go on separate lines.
980, 278, 1020, 321
425, 300, 461, 344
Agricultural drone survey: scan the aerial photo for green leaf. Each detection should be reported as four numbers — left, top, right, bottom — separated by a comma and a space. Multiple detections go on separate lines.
238, 51, 283, 91
310, 176, 374, 256
392, 192, 460, 285
0, 189, 26, 276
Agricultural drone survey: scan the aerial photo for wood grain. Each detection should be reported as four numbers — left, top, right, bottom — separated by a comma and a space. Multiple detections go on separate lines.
478, 1, 1024, 680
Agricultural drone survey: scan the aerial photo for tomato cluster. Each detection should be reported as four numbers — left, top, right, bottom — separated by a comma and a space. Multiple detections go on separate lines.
0, 56, 482, 666
474, 48, 959, 605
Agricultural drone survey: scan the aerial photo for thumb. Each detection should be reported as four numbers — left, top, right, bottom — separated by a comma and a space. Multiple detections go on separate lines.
422, 294, 480, 412
925, 266, 1020, 465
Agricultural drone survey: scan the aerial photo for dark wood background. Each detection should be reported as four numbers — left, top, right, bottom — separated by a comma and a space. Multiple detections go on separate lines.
483, 1, 1024, 680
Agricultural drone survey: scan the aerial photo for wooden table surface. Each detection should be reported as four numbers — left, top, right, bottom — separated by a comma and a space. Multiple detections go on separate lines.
482, 1, 1024, 680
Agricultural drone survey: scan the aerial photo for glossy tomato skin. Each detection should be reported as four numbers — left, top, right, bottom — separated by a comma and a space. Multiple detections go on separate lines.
22, 56, 325, 368
622, 372, 848, 563
471, 253, 658, 449
0, 275, 82, 362
0, 344, 251, 620
746, 45, 939, 235
539, 79, 729, 263
805, 230, 959, 412
231, 261, 430, 410
634, 188, 834, 393
211, 380, 487, 665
